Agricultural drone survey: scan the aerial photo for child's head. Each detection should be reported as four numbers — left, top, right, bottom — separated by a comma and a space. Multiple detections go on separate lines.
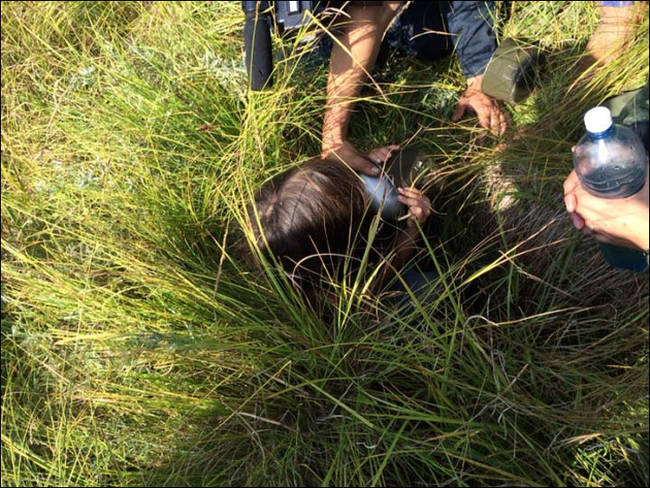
248, 158, 367, 303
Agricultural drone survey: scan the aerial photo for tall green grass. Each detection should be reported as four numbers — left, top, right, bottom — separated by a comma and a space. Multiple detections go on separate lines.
2, 1, 648, 486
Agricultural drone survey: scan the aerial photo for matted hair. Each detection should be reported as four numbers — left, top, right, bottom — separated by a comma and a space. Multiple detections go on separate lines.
247, 158, 367, 305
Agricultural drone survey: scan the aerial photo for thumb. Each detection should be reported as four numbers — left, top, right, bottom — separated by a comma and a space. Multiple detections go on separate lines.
452, 101, 467, 122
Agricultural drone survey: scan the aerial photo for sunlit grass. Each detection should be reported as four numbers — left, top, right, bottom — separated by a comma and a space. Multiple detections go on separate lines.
2, 1, 648, 486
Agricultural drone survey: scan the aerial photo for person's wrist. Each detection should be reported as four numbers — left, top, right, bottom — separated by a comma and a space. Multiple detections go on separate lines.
465, 74, 484, 93
322, 124, 346, 149
322, 138, 343, 157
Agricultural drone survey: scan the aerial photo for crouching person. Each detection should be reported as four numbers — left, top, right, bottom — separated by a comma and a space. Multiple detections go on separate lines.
245, 150, 436, 314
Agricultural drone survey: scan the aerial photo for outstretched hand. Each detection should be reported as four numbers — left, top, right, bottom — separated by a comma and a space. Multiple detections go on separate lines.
452, 74, 508, 138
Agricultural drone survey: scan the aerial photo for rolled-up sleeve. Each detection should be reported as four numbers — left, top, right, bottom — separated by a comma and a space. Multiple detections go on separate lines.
444, 1, 496, 78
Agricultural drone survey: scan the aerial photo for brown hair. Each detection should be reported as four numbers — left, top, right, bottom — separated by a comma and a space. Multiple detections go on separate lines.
247, 158, 368, 306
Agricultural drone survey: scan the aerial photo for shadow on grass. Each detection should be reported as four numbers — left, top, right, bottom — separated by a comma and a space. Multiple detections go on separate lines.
99, 27, 648, 487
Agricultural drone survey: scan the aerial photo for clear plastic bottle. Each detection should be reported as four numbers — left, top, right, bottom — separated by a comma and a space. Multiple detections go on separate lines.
573, 106, 648, 271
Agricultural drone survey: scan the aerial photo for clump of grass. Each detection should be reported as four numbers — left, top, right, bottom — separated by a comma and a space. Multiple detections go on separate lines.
2, 1, 648, 486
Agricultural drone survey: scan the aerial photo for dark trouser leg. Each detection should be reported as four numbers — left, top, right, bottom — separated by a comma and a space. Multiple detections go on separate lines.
388, 264, 439, 310
383, 0, 452, 62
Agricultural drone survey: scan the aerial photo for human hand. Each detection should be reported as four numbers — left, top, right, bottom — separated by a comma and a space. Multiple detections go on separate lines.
563, 168, 649, 252
452, 74, 508, 138
322, 140, 380, 176
367, 144, 400, 165
323, 141, 400, 176
397, 187, 431, 228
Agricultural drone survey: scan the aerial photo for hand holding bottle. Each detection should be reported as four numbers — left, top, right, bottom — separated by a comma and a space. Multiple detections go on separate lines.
564, 166, 649, 252
569, 106, 648, 271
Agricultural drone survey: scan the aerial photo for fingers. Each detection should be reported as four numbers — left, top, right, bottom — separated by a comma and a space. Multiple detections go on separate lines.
563, 171, 581, 212
339, 149, 379, 175
476, 107, 491, 132
488, 109, 498, 136
367, 152, 384, 164
397, 187, 423, 199
367, 144, 400, 165
397, 187, 431, 224
451, 102, 467, 122
397, 194, 423, 207
563, 171, 585, 231
570, 212, 585, 230
324, 141, 381, 175
564, 192, 577, 213
485, 103, 508, 136
356, 156, 381, 176
494, 105, 508, 136
563, 171, 586, 234
409, 206, 425, 222
454, 92, 508, 137
563, 170, 577, 194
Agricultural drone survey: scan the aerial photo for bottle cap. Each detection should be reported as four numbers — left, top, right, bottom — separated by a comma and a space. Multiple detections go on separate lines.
584, 106, 613, 134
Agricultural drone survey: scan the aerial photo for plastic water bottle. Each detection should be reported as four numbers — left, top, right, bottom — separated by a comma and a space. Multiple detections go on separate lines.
573, 106, 648, 272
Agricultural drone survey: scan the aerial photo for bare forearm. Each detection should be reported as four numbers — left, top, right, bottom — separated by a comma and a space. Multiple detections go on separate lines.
393, 225, 421, 266
322, 3, 400, 151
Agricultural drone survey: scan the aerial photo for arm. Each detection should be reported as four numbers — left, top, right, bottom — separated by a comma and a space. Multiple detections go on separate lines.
445, 1, 496, 80
387, 222, 421, 272
321, 2, 402, 175
445, 1, 508, 136
580, 2, 648, 72
375, 187, 432, 291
